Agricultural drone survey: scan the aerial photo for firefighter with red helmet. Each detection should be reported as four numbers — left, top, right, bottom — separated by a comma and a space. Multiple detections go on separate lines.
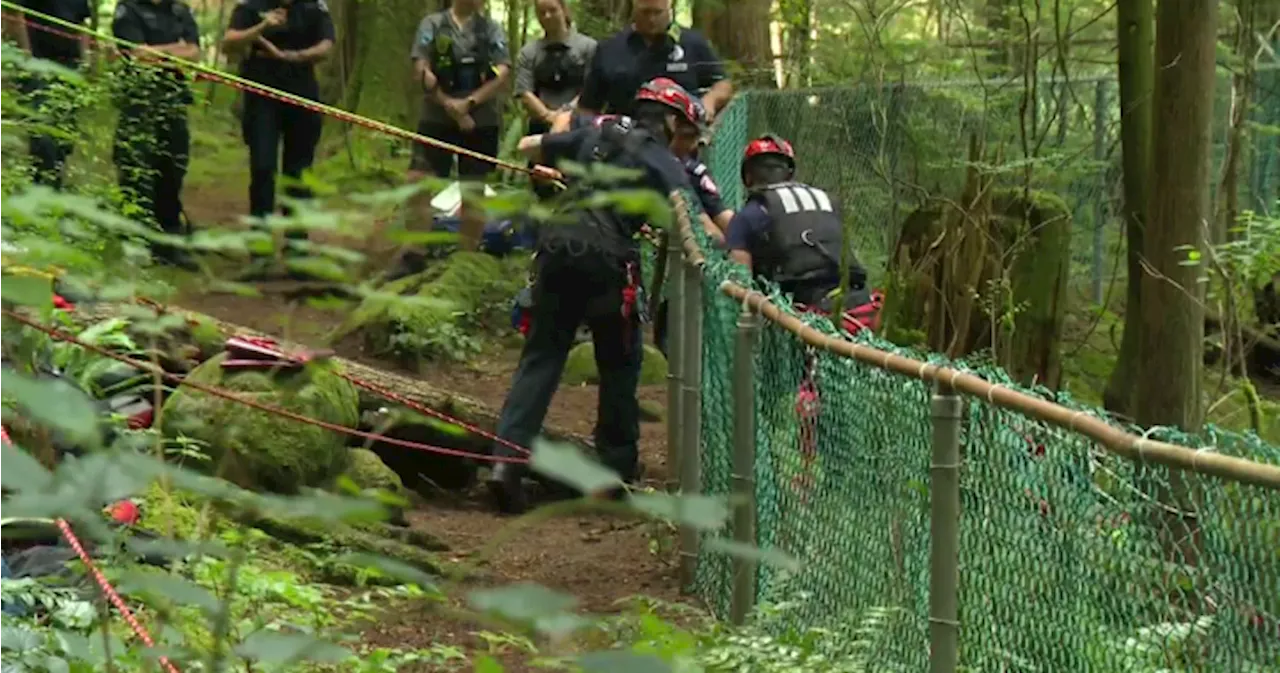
724, 134, 881, 333
487, 77, 698, 514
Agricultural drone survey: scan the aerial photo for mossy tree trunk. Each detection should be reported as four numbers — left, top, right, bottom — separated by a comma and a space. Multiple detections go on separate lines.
1136, 0, 1216, 590
1104, 0, 1154, 419
575, 0, 628, 40
882, 138, 1072, 389
693, 0, 773, 88
325, 0, 440, 132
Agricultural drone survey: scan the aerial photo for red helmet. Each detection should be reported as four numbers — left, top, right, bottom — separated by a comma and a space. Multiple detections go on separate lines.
635, 78, 701, 127
741, 134, 796, 181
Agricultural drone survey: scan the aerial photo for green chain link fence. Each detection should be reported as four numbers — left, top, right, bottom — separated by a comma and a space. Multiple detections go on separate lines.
670, 85, 1280, 671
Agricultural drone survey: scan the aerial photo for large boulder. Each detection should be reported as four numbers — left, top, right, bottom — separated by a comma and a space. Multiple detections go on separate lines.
161, 352, 360, 493
563, 342, 668, 386
345, 448, 405, 493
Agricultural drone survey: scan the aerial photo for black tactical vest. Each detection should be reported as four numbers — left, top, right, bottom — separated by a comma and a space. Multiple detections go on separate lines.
750, 182, 846, 299
538, 117, 653, 262
428, 15, 496, 95
533, 42, 585, 99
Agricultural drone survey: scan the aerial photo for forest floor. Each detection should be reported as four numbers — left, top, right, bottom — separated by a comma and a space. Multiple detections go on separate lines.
168, 173, 686, 671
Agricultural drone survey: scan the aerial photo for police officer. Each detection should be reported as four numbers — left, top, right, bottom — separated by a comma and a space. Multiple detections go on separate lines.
724, 134, 879, 331
410, 0, 510, 252
111, 0, 201, 268
223, 0, 334, 226
487, 78, 700, 514
8, 0, 91, 189
515, 0, 594, 201
577, 0, 733, 123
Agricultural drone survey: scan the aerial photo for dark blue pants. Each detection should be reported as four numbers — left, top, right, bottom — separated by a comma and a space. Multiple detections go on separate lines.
493, 252, 643, 482
19, 74, 78, 190
114, 110, 189, 237
242, 91, 322, 221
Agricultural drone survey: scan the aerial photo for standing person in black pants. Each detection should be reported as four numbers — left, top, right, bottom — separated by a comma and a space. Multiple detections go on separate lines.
514, 0, 594, 200
223, 0, 333, 258
7, 0, 92, 189
409, 0, 510, 252
111, 0, 201, 268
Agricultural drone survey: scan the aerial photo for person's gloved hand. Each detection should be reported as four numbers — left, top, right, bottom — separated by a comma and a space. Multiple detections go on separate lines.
530, 165, 563, 183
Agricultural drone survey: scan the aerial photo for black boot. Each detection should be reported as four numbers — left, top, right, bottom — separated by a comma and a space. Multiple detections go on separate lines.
486, 462, 528, 515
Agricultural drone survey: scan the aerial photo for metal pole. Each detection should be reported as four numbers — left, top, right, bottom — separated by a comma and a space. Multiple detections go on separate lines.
929, 382, 963, 673
729, 303, 759, 626
1091, 79, 1107, 305
665, 233, 686, 495
677, 258, 704, 592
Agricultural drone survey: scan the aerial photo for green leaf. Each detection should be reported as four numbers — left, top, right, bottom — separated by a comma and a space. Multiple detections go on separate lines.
1, 370, 100, 447
576, 651, 672, 673
701, 537, 801, 571
0, 442, 53, 493
1, 274, 53, 307
628, 493, 728, 531
467, 582, 578, 624
474, 654, 504, 673
529, 438, 621, 494
115, 571, 220, 614
234, 629, 353, 664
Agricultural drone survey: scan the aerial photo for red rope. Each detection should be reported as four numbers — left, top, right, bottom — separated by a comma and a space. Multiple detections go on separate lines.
0, 429, 180, 671
1, 309, 529, 464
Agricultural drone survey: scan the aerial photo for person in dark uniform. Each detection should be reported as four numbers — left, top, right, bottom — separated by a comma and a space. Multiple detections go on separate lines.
514, 0, 594, 200
7, 0, 91, 189
724, 134, 881, 332
576, 0, 732, 123
409, 0, 510, 251
222, 0, 334, 227
486, 78, 700, 514
111, 0, 201, 268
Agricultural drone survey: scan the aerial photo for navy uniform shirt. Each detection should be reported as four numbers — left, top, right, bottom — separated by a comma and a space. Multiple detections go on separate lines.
578, 25, 725, 117
112, 0, 200, 110
228, 0, 334, 97
541, 123, 691, 238
19, 0, 91, 65
724, 200, 770, 255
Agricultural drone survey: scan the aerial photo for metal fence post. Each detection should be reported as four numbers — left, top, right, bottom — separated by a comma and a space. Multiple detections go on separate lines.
677, 256, 704, 591
729, 303, 759, 625
665, 232, 686, 495
929, 382, 963, 673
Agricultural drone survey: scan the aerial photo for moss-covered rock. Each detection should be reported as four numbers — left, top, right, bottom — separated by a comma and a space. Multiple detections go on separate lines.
345, 448, 405, 493
161, 352, 360, 493
563, 342, 668, 386
332, 252, 528, 363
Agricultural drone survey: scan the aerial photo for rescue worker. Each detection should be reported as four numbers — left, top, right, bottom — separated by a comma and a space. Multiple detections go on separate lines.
724, 134, 881, 332
222, 0, 334, 227
6, 0, 91, 190
111, 0, 201, 269
409, 0, 510, 252
487, 78, 700, 514
515, 0, 594, 201
577, 0, 732, 123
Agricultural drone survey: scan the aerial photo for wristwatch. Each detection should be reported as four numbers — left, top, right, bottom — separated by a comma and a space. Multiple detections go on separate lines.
465, 97, 478, 112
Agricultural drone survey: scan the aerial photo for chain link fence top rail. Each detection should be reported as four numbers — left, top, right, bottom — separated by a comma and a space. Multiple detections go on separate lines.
681, 91, 1280, 672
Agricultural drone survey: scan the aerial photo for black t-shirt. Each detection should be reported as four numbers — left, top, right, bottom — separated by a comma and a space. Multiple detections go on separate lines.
111, 0, 201, 110
19, 0, 91, 65
228, 0, 334, 97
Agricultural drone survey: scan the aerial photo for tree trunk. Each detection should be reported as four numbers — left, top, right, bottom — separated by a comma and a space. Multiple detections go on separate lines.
1136, 0, 1216, 585
693, 0, 773, 88
1102, 0, 1154, 418
778, 0, 811, 87
327, 0, 440, 130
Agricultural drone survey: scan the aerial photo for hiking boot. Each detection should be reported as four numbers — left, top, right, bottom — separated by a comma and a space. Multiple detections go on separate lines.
486, 462, 528, 515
